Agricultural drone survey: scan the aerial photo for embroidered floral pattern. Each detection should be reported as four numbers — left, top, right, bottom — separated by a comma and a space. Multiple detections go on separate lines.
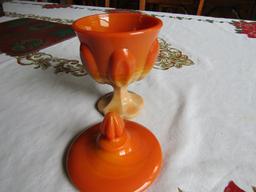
8, 1, 84, 9
231, 21, 256, 38
42, 4, 72, 9
155, 38, 194, 70
16, 52, 87, 76
178, 182, 256, 192
15, 38, 194, 76
6, 11, 195, 73
151, 14, 227, 24
5, 12, 74, 25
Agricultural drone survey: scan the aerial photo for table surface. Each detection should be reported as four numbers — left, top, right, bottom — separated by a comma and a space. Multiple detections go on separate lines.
1, 1, 256, 192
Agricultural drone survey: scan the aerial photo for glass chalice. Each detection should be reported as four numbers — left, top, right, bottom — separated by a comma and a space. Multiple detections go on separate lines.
73, 12, 162, 119
67, 12, 163, 192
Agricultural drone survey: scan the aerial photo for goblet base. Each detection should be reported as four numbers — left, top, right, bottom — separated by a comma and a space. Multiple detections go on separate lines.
66, 120, 162, 192
97, 91, 144, 119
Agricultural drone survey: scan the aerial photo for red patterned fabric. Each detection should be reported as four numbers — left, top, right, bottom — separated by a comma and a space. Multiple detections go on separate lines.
224, 181, 245, 192
232, 21, 256, 38
0, 18, 75, 56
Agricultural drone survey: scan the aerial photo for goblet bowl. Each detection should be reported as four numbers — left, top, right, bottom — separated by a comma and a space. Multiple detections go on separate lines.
72, 12, 162, 119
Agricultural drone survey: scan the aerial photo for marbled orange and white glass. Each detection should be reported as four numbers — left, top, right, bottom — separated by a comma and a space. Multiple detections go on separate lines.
72, 12, 162, 118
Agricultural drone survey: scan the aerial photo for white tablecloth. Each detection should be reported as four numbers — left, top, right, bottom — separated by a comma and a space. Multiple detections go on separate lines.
1, 1, 256, 192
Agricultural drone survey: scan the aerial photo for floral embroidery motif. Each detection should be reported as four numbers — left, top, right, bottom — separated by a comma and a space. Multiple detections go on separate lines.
8, 1, 84, 9
15, 38, 194, 76
42, 4, 72, 9
231, 21, 256, 38
6, 13, 194, 73
178, 182, 256, 192
154, 38, 194, 70
151, 14, 226, 24
16, 52, 87, 77
5, 12, 74, 25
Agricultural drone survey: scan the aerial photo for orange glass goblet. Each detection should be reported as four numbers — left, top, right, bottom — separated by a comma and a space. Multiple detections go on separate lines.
72, 12, 162, 119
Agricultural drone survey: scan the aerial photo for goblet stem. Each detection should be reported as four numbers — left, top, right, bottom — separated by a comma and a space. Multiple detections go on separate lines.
111, 85, 129, 109
97, 85, 144, 119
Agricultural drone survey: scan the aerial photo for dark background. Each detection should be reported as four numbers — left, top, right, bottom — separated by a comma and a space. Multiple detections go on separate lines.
1, 0, 256, 20
74, 0, 256, 20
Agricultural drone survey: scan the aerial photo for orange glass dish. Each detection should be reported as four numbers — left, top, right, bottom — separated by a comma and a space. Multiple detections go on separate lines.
72, 12, 162, 119
67, 112, 162, 192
